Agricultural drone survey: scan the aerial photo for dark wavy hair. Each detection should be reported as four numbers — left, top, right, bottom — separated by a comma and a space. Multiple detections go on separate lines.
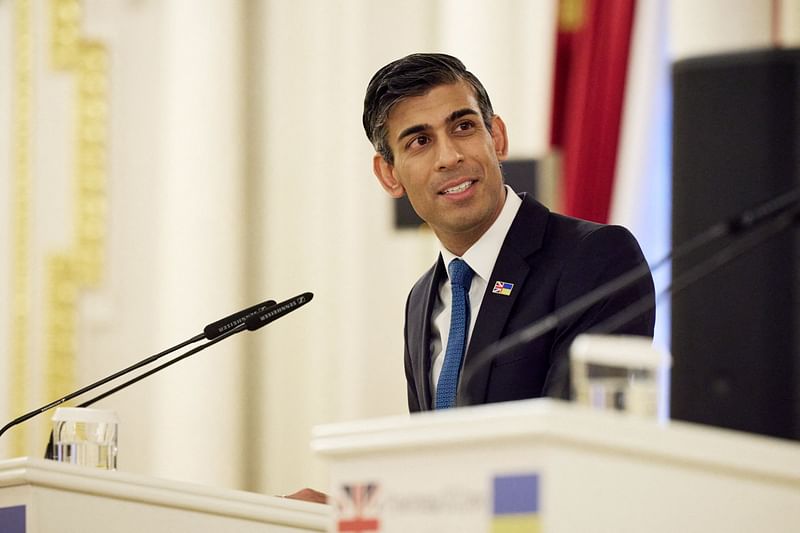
363, 53, 494, 165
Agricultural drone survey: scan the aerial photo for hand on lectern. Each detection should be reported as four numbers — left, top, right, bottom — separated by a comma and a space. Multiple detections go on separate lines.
284, 487, 328, 504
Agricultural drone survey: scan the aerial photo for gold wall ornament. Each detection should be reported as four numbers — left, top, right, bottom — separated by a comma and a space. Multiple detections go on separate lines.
75, 41, 108, 285
9, 0, 34, 457
43, 0, 110, 410
5, 0, 110, 452
51, 0, 81, 69
45, 255, 79, 397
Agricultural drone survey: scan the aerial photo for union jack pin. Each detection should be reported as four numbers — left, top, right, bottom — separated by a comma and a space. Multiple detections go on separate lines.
493, 281, 514, 296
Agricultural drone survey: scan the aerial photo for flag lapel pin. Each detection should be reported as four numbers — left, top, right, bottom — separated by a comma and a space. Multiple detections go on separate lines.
492, 281, 514, 296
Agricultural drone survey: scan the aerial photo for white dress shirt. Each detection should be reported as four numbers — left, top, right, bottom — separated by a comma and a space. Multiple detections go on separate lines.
430, 185, 523, 395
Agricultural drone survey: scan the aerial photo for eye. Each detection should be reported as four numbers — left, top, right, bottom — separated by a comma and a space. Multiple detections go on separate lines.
407, 135, 430, 150
454, 120, 475, 133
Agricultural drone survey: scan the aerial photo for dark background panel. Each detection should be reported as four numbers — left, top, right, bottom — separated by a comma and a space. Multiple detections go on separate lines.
671, 48, 800, 440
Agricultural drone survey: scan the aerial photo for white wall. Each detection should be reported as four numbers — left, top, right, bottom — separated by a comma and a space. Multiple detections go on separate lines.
781, 0, 800, 46
671, 0, 773, 60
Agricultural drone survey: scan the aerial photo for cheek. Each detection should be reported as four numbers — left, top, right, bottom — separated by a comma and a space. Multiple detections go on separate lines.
396, 160, 429, 188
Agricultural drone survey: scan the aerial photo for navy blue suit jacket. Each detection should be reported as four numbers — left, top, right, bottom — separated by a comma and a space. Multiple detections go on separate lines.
403, 193, 656, 412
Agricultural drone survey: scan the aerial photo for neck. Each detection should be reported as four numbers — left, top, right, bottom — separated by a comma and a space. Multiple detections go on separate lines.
438, 189, 507, 256
437, 221, 491, 256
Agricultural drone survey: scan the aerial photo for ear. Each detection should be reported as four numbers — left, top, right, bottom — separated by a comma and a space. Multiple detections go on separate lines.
490, 115, 509, 162
373, 153, 406, 199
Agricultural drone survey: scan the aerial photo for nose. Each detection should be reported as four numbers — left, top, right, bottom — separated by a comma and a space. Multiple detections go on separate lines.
435, 137, 464, 171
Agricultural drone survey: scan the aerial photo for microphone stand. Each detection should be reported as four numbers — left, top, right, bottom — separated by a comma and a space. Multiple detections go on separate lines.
0, 332, 205, 440
81, 324, 246, 409
44, 324, 248, 458
1, 297, 278, 452
71, 293, 311, 411
40, 292, 311, 458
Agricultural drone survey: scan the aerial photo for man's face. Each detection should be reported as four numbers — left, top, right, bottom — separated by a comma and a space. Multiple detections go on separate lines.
373, 81, 509, 254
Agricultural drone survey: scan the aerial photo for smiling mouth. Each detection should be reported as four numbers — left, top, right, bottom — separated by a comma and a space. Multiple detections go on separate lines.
440, 180, 475, 195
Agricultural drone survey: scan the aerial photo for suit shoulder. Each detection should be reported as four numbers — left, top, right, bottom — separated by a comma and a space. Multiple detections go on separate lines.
503, 196, 646, 266
545, 212, 644, 257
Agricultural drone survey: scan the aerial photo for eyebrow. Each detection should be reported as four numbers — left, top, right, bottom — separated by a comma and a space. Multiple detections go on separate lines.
395, 108, 481, 143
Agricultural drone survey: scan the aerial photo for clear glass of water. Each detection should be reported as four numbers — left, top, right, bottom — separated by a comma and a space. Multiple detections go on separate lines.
570, 334, 671, 420
52, 407, 118, 470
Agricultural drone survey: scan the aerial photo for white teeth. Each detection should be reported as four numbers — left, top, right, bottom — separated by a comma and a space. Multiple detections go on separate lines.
443, 181, 473, 194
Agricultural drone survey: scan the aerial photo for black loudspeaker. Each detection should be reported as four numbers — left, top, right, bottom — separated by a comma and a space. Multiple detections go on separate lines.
671, 48, 800, 440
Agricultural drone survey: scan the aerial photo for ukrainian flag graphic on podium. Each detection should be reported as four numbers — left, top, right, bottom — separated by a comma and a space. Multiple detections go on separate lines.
492, 473, 540, 533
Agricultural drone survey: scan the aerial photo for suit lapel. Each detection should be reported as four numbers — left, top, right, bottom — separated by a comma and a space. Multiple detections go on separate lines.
458, 194, 550, 406
413, 256, 446, 411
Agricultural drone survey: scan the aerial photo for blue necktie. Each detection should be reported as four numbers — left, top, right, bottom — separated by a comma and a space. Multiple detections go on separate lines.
436, 258, 474, 409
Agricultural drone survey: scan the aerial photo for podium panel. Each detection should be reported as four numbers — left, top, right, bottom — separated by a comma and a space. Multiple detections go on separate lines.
313, 400, 800, 532
0, 458, 328, 533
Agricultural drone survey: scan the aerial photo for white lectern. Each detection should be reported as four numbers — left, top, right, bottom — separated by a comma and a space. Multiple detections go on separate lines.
0, 457, 328, 533
313, 399, 800, 532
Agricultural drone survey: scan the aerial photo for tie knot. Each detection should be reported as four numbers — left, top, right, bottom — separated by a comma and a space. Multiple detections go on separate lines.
448, 259, 474, 288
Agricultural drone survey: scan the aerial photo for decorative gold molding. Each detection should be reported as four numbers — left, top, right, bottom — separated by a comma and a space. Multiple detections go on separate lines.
51, 0, 81, 69
44, 0, 109, 405
75, 41, 108, 286
10, 0, 34, 457
45, 254, 78, 398
7, 0, 109, 452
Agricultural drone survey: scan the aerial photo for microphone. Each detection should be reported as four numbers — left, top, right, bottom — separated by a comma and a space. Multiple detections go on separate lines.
78, 292, 314, 409
0, 298, 276, 441
41, 292, 314, 457
75, 327, 246, 410
461, 186, 800, 401
246, 292, 314, 331
204, 299, 278, 339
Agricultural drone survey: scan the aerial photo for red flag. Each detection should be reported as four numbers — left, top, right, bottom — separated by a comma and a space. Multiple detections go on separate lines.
551, 0, 637, 223
549, 0, 585, 148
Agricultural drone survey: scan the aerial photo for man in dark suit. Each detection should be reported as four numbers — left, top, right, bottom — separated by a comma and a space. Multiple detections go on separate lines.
364, 53, 655, 412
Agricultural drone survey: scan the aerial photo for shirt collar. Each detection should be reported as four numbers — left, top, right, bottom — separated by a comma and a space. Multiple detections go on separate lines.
440, 184, 522, 282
